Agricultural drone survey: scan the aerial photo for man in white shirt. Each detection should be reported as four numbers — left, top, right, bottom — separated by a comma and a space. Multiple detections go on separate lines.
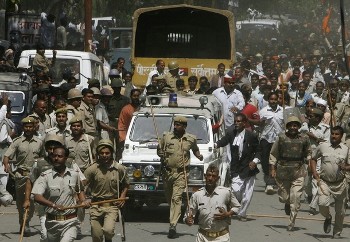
144, 59, 165, 88
212, 75, 244, 127
259, 92, 284, 194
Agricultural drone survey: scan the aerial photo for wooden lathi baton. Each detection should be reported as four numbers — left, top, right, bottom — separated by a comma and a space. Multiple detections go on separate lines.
19, 208, 29, 242
61, 197, 129, 210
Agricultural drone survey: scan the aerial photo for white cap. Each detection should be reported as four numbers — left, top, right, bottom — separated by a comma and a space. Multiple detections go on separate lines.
316, 99, 327, 106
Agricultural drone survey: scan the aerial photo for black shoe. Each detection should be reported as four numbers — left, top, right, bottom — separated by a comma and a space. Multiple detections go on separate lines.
323, 215, 332, 234
105, 239, 112, 242
284, 204, 291, 215
168, 225, 176, 239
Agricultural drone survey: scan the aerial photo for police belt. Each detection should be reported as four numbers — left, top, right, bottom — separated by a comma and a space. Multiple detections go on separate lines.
46, 212, 77, 221
277, 159, 303, 166
164, 166, 189, 173
198, 227, 229, 238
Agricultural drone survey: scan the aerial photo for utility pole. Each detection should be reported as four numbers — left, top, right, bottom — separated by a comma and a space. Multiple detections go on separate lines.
84, 0, 92, 52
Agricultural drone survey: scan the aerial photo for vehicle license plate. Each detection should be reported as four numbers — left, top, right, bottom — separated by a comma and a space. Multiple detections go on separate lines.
134, 184, 147, 190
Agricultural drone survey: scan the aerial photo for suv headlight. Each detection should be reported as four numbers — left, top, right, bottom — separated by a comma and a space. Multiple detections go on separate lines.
189, 167, 202, 180
143, 165, 155, 177
126, 165, 135, 177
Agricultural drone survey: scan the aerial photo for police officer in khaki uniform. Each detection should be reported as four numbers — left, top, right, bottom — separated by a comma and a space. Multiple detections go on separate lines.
2, 116, 44, 235
45, 108, 71, 145
157, 115, 203, 238
66, 116, 94, 172
269, 116, 311, 231
79, 88, 97, 137
184, 164, 240, 242
66, 89, 83, 123
166, 61, 180, 90
310, 125, 350, 239
24, 134, 86, 242
84, 139, 129, 242
31, 146, 88, 242
300, 107, 330, 215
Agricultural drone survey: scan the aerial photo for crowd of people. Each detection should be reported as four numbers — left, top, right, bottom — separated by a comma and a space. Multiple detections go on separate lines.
0, 7, 350, 240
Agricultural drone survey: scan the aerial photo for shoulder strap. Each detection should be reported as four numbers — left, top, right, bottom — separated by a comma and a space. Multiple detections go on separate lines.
85, 134, 93, 165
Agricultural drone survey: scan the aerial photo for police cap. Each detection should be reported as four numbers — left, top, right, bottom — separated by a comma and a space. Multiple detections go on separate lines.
310, 108, 324, 117
90, 87, 101, 95
110, 78, 123, 88
44, 134, 64, 146
286, 116, 301, 126
55, 108, 67, 115
21, 116, 35, 124
97, 139, 114, 153
88, 79, 100, 86
69, 115, 83, 125
67, 89, 83, 99
100, 87, 113, 96
174, 116, 187, 124
168, 61, 179, 71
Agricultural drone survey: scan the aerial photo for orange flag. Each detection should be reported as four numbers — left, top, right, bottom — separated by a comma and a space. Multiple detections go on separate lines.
322, 7, 332, 34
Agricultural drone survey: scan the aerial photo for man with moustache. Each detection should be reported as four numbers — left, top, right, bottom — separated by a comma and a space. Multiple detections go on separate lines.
310, 126, 350, 239
84, 139, 129, 242
31, 146, 89, 242
215, 113, 260, 221
2, 117, 44, 236
184, 164, 240, 242
157, 116, 203, 239
45, 108, 71, 145
269, 116, 311, 231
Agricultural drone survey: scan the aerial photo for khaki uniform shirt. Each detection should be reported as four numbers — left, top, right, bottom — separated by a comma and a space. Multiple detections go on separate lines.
84, 161, 129, 199
31, 166, 82, 215
165, 73, 179, 90
4, 135, 43, 169
158, 132, 199, 168
184, 186, 240, 232
66, 104, 82, 124
79, 101, 96, 135
66, 134, 94, 170
29, 158, 86, 183
30, 112, 53, 138
45, 126, 71, 145
312, 142, 350, 183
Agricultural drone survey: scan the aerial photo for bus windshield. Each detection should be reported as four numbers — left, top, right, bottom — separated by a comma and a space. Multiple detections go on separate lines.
134, 7, 231, 59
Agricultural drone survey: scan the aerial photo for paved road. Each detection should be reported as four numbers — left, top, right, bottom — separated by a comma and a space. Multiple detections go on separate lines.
1, 166, 350, 242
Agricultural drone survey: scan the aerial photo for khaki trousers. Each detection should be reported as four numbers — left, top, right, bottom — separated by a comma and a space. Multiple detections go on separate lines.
90, 205, 119, 242
275, 176, 304, 226
46, 217, 78, 242
318, 179, 348, 235
163, 170, 186, 226
15, 175, 34, 226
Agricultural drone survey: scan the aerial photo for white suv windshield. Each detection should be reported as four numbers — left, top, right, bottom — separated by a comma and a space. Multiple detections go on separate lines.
129, 115, 209, 144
